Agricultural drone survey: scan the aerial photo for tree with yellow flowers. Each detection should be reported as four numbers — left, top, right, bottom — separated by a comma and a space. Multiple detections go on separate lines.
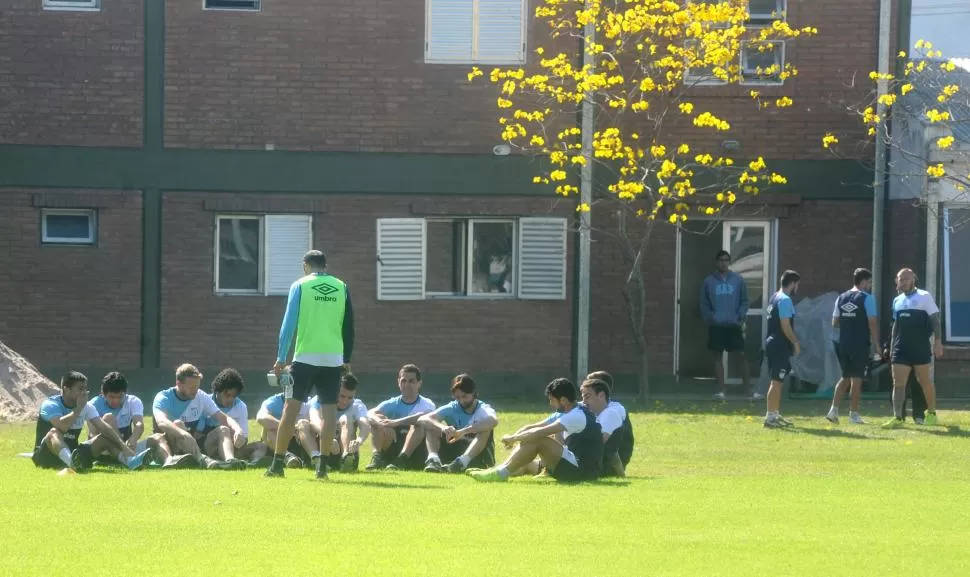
469, 0, 816, 398
824, 41, 970, 215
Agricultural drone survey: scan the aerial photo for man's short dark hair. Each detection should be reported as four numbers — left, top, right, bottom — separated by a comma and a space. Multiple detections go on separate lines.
175, 363, 201, 383
780, 269, 801, 288
580, 378, 611, 401
545, 378, 576, 403
211, 368, 245, 394
451, 374, 476, 396
586, 370, 614, 392
715, 250, 731, 261
341, 373, 358, 391
853, 267, 873, 285
101, 371, 128, 395
304, 250, 327, 269
61, 371, 87, 389
399, 364, 422, 381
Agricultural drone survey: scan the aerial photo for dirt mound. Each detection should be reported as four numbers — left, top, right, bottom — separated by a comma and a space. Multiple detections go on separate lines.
0, 341, 58, 423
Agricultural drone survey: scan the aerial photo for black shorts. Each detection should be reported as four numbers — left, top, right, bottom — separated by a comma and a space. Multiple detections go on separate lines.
550, 458, 586, 482
892, 345, 931, 367
837, 345, 871, 379
438, 433, 496, 469
378, 425, 428, 470
708, 325, 744, 353
290, 363, 343, 404
326, 452, 342, 469
765, 344, 792, 381
32, 446, 66, 470
118, 425, 132, 442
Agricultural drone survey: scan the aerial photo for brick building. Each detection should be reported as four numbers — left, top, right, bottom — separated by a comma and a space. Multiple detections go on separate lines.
4, 0, 957, 401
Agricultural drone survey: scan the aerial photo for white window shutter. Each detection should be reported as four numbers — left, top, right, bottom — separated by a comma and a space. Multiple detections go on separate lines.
377, 218, 426, 301
517, 217, 567, 300
264, 215, 312, 296
478, 0, 526, 64
426, 0, 474, 63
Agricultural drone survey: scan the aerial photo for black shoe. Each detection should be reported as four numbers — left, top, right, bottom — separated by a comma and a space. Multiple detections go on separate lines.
445, 458, 467, 474
70, 443, 93, 472
162, 454, 197, 469
284, 452, 304, 469
315, 462, 329, 480
385, 453, 409, 471
365, 453, 387, 471
340, 453, 359, 473
424, 456, 443, 473
264, 459, 286, 478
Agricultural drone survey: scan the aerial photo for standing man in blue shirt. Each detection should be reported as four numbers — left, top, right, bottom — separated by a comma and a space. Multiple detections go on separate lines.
827, 268, 881, 424
266, 249, 355, 480
763, 270, 801, 428
883, 268, 944, 428
701, 250, 753, 399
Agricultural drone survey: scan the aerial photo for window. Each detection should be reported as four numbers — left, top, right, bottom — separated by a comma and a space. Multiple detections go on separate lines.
747, 0, 786, 24
740, 41, 785, 85
684, 39, 728, 86
41, 209, 96, 245
43, 0, 100, 11
214, 214, 312, 295
943, 206, 970, 342
425, 0, 526, 64
377, 217, 567, 301
204, 0, 260, 11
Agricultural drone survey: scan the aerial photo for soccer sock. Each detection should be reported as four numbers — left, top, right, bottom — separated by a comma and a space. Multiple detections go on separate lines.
496, 466, 510, 480
58, 448, 72, 468
428, 451, 439, 462
892, 387, 905, 418
311, 450, 321, 458
457, 454, 471, 467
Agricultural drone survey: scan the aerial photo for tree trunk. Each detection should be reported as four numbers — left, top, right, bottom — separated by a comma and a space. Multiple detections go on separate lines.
636, 336, 650, 401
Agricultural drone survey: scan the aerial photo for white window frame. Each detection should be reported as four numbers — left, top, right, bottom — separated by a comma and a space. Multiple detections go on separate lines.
943, 205, 970, 342
203, 0, 261, 12
214, 214, 264, 295
424, 218, 517, 298
683, 39, 729, 87
41, 208, 96, 245
43, 0, 100, 11
424, 0, 527, 65
740, 40, 786, 86
747, 0, 786, 24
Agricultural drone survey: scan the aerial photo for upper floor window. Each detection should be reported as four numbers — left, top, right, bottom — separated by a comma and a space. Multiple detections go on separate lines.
215, 214, 312, 295
43, 0, 100, 11
41, 209, 97, 245
425, 0, 527, 65
204, 0, 261, 12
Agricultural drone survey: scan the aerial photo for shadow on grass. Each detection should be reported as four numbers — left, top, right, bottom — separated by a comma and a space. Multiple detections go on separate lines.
784, 426, 892, 440
913, 425, 970, 438
331, 479, 448, 490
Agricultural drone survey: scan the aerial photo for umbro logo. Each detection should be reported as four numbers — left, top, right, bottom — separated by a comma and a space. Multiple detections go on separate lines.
311, 282, 338, 296
840, 302, 858, 313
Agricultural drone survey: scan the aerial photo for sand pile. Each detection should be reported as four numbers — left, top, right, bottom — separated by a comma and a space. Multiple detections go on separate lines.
0, 340, 58, 423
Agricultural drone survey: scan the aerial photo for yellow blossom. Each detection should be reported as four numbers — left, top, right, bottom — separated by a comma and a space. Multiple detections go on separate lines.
822, 133, 839, 148
927, 164, 945, 178
677, 144, 690, 155
877, 93, 896, 107
776, 97, 793, 108
937, 136, 955, 150
550, 170, 567, 181
536, 47, 544, 55
679, 102, 694, 115
901, 84, 914, 95
926, 109, 951, 123
576, 203, 590, 212
651, 145, 667, 158
497, 97, 513, 109
749, 157, 767, 172
467, 67, 483, 82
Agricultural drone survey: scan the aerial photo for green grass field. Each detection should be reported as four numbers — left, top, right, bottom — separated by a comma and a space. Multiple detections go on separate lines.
2, 399, 970, 577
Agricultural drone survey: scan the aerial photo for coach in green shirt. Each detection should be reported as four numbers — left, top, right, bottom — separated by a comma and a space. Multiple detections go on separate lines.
266, 249, 355, 480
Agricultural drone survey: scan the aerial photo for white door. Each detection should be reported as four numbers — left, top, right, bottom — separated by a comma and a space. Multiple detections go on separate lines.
722, 221, 772, 384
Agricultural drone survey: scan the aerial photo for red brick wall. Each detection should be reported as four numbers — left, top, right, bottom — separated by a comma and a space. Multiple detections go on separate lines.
0, 189, 143, 367
588, 199, 874, 375
159, 192, 573, 376
163, 0, 553, 152
0, 1, 143, 146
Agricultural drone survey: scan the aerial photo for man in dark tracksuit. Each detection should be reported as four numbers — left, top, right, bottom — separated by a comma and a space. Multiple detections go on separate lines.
700, 250, 752, 399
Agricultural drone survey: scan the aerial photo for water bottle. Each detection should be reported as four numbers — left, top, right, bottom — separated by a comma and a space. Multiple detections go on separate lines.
280, 370, 294, 400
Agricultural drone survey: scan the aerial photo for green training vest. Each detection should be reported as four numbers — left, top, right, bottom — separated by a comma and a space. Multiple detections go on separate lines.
294, 273, 347, 358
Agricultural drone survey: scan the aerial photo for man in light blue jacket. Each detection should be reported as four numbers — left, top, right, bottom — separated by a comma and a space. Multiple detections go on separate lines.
700, 250, 754, 399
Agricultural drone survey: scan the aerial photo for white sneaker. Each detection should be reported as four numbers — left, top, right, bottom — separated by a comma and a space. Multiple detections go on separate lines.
914, 417, 924, 425
825, 408, 839, 424
849, 412, 865, 425
714, 392, 726, 400
751, 392, 765, 400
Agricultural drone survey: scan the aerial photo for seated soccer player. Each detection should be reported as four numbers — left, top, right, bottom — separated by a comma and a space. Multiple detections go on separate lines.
469, 378, 603, 483
196, 368, 265, 463
147, 363, 246, 470
308, 374, 371, 473
88, 371, 150, 464
580, 377, 632, 477
365, 363, 436, 471
33, 371, 149, 473
419, 373, 499, 474
256, 390, 313, 468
